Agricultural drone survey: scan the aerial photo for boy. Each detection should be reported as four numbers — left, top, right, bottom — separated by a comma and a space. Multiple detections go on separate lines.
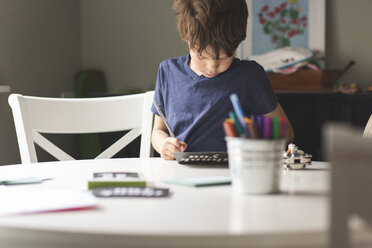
151, 0, 294, 160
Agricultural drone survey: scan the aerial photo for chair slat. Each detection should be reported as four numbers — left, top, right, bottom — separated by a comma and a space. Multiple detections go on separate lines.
95, 128, 141, 159
33, 131, 75, 161
363, 114, 372, 137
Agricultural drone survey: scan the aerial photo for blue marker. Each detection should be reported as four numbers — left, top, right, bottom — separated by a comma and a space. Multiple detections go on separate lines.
230, 94, 250, 137
255, 115, 264, 139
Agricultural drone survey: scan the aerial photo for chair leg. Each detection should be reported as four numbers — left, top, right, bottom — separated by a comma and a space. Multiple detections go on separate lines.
331, 209, 348, 248
330, 165, 350, 248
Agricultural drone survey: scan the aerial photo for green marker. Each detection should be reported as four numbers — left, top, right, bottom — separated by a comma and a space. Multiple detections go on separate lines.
229, 111, 245, 137
272, 117, 280, 139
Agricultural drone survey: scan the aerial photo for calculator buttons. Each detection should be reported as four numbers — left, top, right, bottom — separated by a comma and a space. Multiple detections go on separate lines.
174, 152, 228, 165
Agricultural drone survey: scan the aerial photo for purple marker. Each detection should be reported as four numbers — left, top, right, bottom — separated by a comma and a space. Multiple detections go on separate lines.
255, 115, 264, 139
263, 116, 272, 139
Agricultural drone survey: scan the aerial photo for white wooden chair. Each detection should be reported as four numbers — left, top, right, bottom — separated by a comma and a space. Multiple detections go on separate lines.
324, 123, 372, 248
363, 114, 372, 137
8, 91, 155, 163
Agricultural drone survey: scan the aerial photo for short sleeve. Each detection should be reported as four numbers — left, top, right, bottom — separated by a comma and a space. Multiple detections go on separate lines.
246, 62, 278, 115
151, 62, 166, 116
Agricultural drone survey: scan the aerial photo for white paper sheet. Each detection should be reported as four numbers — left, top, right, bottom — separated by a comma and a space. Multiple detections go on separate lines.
0, 188, 97, 216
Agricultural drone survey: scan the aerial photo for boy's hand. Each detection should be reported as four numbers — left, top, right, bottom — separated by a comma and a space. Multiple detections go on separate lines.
160, 137, 187, 160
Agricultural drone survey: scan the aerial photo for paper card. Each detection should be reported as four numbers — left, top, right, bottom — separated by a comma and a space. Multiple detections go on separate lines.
91, 187, 169, 198
93, 172, 139, 179
0, 176, 51, 185
88, 171, 146, 189
165, 176, 231, 187
0, 189, 97, 216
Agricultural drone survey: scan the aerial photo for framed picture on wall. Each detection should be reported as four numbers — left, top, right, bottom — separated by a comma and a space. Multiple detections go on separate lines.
237, 0, 325, 59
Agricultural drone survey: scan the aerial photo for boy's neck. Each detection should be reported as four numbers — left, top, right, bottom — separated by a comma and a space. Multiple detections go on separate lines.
188, 57, 203, 76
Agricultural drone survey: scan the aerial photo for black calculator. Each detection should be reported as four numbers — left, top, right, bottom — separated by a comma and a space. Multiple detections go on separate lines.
174, 152, 228, 165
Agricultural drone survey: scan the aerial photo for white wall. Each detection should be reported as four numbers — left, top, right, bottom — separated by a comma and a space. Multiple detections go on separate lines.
80, 0, 187, 92
326, 0, 372, 88
0, 0, 81, 165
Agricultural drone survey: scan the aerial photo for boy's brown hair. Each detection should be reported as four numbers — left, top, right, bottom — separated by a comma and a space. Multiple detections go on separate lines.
173, 0, 248, 59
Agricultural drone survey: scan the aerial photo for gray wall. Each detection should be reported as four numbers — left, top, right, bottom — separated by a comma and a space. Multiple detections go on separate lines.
80, 0, 372, 90
80, 0, 187, 92
0, 0, 80, 165
1, 0, 372, 165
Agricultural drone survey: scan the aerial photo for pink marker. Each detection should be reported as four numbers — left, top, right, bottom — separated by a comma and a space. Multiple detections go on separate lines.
280, 117, 287, 138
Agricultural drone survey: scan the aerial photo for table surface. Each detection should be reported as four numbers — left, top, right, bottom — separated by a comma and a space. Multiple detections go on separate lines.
0, 158, 336, 248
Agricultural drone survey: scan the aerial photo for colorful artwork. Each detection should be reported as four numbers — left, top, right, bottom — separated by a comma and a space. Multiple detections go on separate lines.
252, 0, 309, 55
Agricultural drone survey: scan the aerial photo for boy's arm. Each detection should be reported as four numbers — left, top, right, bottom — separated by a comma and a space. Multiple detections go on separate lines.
263, 103, 295, 144
151, 115, 187, 160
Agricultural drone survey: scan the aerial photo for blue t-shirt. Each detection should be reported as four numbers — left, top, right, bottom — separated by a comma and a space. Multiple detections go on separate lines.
151, 55, 278, 152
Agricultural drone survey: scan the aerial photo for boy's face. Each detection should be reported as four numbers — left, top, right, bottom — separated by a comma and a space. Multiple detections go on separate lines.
188, 45, 234, 78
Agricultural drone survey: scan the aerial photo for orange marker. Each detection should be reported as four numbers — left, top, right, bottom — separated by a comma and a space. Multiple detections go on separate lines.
223, 119, 238, 137
245, 117, 259, 139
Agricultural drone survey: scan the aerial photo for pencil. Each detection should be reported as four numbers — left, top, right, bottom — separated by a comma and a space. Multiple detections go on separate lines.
153, 99, 175, 137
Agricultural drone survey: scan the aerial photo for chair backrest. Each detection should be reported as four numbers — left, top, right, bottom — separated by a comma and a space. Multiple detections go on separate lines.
324, 123, 372, 248
8, 91, 154, 163
363, 114, 372, 137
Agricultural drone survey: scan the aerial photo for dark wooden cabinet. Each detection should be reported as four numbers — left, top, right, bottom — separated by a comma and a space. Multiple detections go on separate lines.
277, 92, 372, 161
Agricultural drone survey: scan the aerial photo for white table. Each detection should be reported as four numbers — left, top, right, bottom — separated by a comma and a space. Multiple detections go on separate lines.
0, 158, 352, 248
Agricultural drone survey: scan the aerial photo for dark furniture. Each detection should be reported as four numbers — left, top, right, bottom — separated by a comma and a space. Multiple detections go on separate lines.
88, 92, 372, 161
277, 92, 372, 161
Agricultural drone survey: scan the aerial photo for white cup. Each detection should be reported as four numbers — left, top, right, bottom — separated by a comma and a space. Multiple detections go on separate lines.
226, 137, 285, 194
